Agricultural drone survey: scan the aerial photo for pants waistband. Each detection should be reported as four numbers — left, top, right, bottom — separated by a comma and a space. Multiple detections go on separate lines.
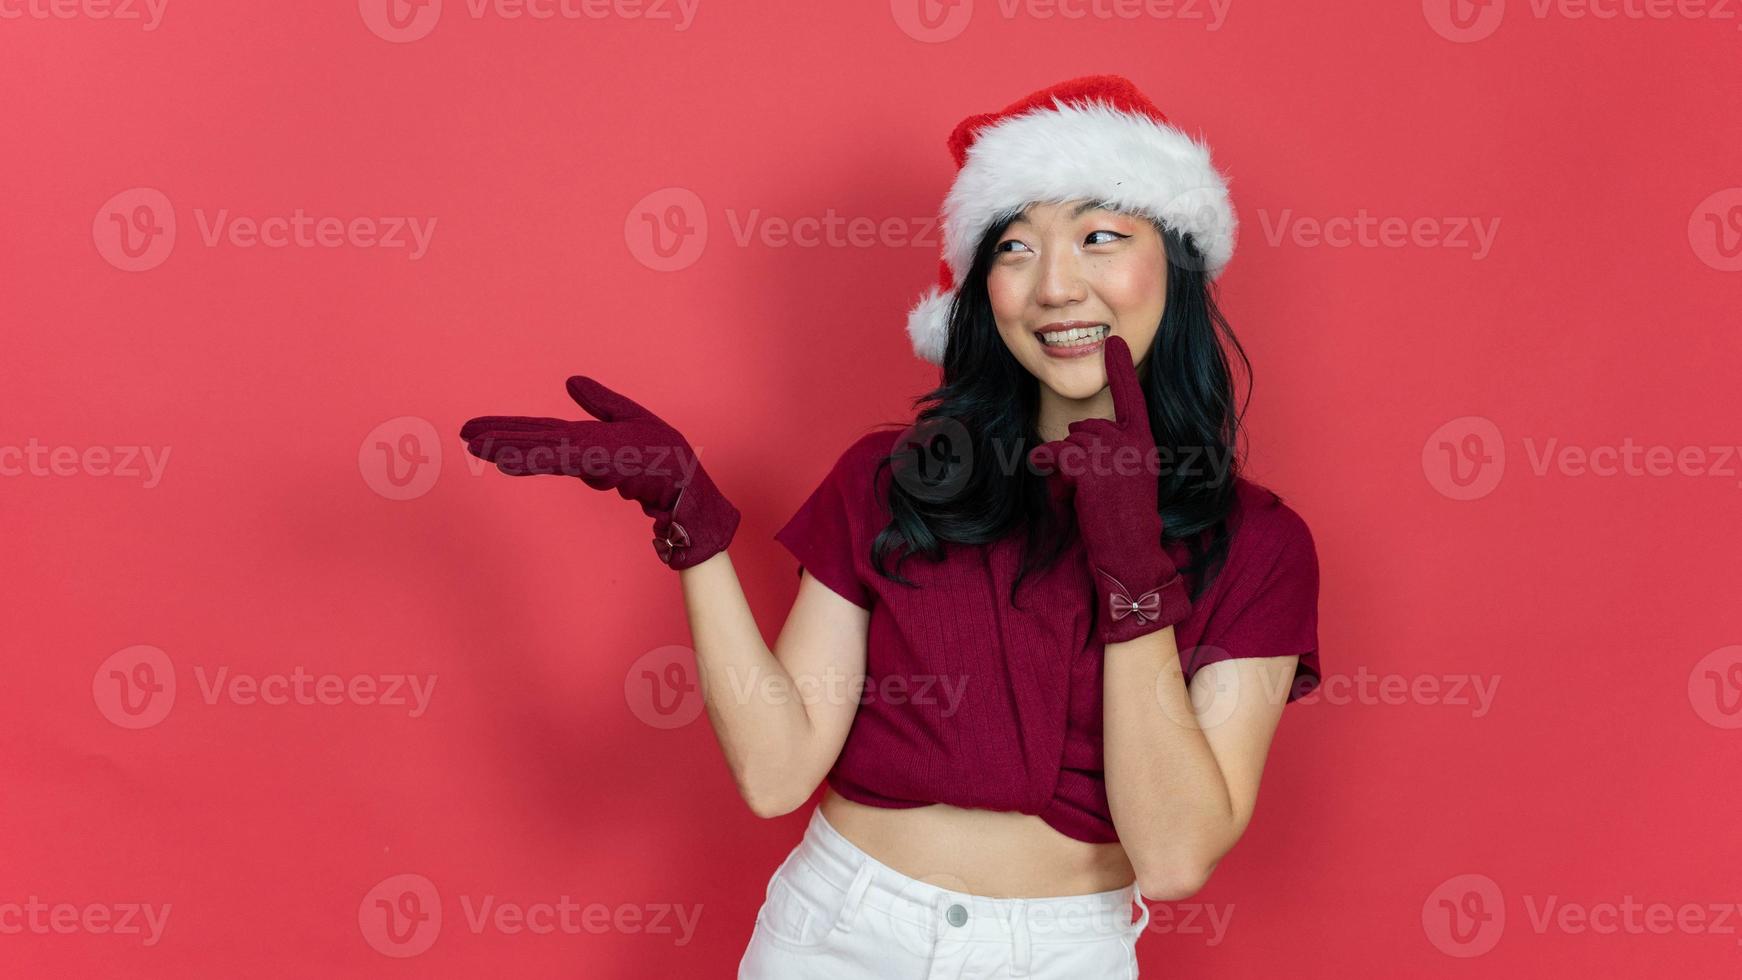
785, 804, 1151, 945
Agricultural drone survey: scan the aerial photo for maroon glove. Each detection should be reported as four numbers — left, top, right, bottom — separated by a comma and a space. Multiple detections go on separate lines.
459, 377, 741, 571
1028, 335, 1190, 645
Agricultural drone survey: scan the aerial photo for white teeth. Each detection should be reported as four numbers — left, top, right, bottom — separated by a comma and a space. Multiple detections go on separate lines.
1039, 325, 1108, 347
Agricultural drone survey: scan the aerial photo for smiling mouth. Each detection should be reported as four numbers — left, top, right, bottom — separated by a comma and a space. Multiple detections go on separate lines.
1035, 322, 1110, 349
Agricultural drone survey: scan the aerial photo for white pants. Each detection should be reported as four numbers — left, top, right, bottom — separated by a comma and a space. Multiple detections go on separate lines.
738, 805, 1151, 979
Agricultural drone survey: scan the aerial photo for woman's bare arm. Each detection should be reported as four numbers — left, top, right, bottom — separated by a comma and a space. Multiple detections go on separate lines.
677, 550, 871, 817
1102, 622, 1298, 901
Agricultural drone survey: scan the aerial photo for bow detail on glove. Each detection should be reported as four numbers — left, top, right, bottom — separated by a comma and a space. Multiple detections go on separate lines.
650, 485, 694, 564
1028, 335, 1192, 645
1099, 568, 1178, 624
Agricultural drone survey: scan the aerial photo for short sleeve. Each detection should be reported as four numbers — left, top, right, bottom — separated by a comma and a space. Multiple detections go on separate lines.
774, 445, 874, 610
1188, 503, 1322, 703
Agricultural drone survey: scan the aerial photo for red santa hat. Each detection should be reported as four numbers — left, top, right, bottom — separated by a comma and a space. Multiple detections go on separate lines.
906, 74, 1238, 365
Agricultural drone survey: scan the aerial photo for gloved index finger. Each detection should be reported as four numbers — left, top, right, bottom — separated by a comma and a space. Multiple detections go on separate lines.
1100, 335, 1147, 429
459, 416, 575, 441
463, 420, 611, 455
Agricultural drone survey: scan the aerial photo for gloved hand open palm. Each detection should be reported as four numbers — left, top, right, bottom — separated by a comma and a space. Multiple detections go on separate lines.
459, 377, 740, 570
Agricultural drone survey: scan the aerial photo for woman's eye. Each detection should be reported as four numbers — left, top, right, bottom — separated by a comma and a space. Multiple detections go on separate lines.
998, 232, 1124, 253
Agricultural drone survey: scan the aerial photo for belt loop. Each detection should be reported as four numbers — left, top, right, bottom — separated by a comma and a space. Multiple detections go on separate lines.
1009, 900, 1032, 976
830, 861, 876, 935
1132, 892, 1152, 934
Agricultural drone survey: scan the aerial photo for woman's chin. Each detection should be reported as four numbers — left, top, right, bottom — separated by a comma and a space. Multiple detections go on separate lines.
1034, 365, 1107, 402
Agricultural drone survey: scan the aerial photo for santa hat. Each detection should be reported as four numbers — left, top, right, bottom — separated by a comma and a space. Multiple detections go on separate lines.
905, 74, 1238, 365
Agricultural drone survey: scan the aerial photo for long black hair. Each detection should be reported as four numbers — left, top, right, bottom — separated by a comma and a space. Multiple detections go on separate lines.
868, 205, 1251, 611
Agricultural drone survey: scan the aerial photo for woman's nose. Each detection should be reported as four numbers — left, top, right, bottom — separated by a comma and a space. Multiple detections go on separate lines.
1033, 247, 1087, 306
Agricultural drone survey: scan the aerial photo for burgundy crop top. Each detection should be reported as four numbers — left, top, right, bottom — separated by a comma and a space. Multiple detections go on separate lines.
773, 427, 1321, 845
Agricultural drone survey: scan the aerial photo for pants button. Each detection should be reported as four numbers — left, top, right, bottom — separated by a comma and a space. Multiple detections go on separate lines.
945, 903, 968, 927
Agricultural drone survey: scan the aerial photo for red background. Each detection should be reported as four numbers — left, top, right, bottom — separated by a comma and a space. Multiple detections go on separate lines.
4, 0, 1741, 976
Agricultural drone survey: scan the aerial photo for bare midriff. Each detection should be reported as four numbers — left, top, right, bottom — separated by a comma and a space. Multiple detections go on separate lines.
818, 785, 1137, 898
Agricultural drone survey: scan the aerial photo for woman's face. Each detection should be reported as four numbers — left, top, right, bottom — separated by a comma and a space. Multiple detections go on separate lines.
987, 198, 1167, 402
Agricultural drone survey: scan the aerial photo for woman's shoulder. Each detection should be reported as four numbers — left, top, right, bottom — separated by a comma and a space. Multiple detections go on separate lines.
845, 425, 907, 459
831, 425, 909, 479
1227, 474, 1315, 564
802, 426, 908, 513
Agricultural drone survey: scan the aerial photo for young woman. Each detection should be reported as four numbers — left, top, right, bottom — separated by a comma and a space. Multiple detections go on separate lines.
459, 74, 1321, 979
